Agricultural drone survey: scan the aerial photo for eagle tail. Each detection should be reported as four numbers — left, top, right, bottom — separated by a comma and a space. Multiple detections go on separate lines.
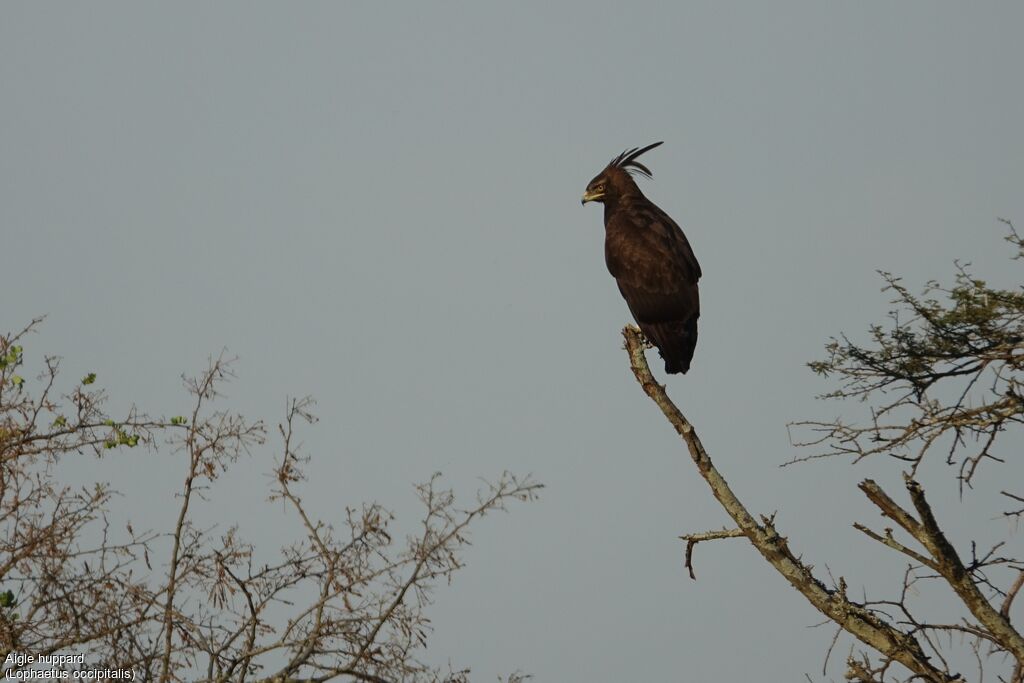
643, 316, 699, 375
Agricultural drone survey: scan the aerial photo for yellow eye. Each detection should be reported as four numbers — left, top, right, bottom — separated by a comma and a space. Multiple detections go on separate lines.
596, 183, 605, 191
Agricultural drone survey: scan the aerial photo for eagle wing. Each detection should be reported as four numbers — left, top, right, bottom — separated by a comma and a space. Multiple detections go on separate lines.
605, 201, 701, 373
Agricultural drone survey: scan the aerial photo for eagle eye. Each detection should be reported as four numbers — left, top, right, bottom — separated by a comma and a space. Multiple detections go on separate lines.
596, 183, 605, 192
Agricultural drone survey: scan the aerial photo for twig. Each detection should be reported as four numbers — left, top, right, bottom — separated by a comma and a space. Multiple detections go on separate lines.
851, 523, 937, 571
679, 528, 744, 580
1003, 570, 1024, 622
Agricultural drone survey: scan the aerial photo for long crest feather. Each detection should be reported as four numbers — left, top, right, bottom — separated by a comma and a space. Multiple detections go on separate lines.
608, 141, 664, 178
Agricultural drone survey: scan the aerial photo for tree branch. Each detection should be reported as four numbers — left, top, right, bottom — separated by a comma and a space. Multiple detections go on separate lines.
1003, 570, 1024, 622
622, 325, 956, 682
851, 522, 937, 571
679, 528, 744, 580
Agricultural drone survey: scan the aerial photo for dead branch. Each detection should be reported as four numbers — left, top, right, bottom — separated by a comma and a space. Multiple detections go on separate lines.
858, 477, 1024, 663
679, 528, 744, 580
1004, 570, 1024, 622
622, 325, 958, 682
851, 523, 936, 570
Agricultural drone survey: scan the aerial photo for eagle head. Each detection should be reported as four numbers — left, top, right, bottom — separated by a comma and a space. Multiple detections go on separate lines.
581, 141, 663, 206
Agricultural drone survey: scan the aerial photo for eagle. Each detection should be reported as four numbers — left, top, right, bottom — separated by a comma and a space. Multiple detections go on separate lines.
581, 142, 701, 374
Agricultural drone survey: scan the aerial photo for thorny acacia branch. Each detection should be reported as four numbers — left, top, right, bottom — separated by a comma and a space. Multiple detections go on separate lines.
859, 478, 1024, 660
622, 223, 1024, 682
624, 325, 964, 682
787, 223, 1024, 498
0, 320, 541, 682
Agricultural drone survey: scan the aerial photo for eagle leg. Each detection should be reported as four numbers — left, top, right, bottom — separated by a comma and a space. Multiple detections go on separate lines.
624, 324, 656, 350
638, 330, 655, 350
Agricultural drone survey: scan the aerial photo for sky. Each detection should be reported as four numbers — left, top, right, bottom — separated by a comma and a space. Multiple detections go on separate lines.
2, 3, 1023, 681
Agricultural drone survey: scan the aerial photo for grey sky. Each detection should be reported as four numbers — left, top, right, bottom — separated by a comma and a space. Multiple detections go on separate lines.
3, 2, 1023, 680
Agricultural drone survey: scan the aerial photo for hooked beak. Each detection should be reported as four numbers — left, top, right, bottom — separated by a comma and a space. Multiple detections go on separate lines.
581, 189, 603, 206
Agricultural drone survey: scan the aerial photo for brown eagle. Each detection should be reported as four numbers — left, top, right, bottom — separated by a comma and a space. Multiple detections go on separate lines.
582, 142, 701, 374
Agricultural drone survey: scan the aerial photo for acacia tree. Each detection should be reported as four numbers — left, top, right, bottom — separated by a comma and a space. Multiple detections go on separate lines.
0, 318, 540, 682
624, 222, 1024, 682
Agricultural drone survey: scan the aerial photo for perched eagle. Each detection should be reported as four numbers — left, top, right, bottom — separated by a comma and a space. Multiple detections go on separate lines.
582, 142, 701, 374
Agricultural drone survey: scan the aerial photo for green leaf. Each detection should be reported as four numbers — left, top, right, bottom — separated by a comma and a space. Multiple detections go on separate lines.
52, 416, 67, 428
82, 372, 97, 385
10, 375, 23, 386
1, 346, 22, 368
